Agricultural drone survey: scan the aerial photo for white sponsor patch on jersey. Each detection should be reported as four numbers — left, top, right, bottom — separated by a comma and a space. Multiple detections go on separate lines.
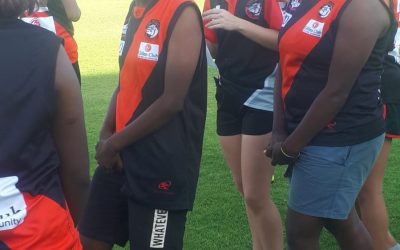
150, 209, 168, 248
122, 24, 128, 36
138, 42, 159, 61
21, 16, 56, 34
119, 41, 126, 56
282, 11, 292, 27
303, 19, 325, 38
0, 176, 27, 231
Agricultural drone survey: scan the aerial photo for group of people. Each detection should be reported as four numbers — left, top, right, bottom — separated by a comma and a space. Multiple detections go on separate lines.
0, 0, 399, 249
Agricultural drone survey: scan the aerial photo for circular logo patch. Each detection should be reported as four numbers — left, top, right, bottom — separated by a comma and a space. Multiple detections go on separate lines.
319, 3, 333, 18
245, 0, 262, 19
146, 20, 160, 39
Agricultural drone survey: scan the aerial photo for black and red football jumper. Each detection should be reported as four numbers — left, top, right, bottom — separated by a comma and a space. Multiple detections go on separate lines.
204, 0, 283, 111
0, 20, 81, 250
279, 0, 397, 146
116, 0, 208, 210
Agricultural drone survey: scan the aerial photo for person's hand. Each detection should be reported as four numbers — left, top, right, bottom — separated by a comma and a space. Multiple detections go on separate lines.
268, 142, 299, 166
202, 9, 242, 31
95, 138, 122, 171
99, 127, 114, 141
265, 130, 287, 158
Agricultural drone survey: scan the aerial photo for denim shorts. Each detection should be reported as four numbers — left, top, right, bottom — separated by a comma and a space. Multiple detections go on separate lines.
288, 134, 385, 219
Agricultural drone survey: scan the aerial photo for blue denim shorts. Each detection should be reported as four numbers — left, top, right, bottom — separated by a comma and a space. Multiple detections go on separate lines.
288, 134, 385, 219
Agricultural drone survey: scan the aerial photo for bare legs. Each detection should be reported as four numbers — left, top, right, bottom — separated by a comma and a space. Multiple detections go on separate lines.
358, 138, 398, 250
219, 134, 283, 250
286, 208, 373, 250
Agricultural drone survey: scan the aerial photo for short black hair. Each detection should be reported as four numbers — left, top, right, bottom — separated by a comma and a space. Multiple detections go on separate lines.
0, 0, 37, 19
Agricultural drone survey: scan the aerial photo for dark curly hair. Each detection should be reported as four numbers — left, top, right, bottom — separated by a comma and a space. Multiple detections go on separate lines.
0, 0, 37, 19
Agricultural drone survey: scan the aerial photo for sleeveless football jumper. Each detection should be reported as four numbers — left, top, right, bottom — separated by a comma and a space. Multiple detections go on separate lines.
0, 20, 81, 249
116, 0, 207, 211
279, 0, 397, 146
204, 0, 282, 110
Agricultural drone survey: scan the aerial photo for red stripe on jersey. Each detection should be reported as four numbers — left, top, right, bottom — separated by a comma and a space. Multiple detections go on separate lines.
0, 193, 81, 250
203, 0, 218, 43
264, 0, 283, 30
279, 0, 347, 101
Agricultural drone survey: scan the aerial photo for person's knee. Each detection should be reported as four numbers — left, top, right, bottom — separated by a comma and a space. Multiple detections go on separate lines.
286, 225, 318, 250
243, 191, 266, 213
286, 209, 322, 250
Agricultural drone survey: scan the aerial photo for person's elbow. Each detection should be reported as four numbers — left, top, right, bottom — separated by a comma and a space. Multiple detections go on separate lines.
161, 95, 185, 115
67, 8, 81, 22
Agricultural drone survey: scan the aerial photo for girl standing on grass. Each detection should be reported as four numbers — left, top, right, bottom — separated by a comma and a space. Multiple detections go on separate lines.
202, 0, 284, 249
267, 0, 396, 249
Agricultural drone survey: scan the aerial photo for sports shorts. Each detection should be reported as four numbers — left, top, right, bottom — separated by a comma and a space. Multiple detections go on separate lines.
215, 83, 273, 136
78, 167, 188, 250
288, 134, 384, 219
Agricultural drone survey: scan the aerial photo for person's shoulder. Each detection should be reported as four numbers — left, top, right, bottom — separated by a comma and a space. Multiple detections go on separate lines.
20, 21, 62, 48
343, 0, 390, 29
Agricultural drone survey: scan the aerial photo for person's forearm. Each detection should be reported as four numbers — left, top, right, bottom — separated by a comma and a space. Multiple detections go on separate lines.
99, 88, 118, 139
61, 0, 81, 21
272, 66, 285, 133
283, 89, 349, 155
62, 169, 90, 226
236, 20, 278, 51
108, 95, 183, 151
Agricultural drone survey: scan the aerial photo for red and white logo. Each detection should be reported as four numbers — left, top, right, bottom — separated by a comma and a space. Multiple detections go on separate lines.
30, 18, 40, 26
138, 42, 159, 61
303, 19, 325, 38
245, 0, 262, 19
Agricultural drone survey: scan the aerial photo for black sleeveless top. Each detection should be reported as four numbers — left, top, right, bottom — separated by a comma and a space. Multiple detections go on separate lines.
0, 19, 65, 207
279, 0, 397, 146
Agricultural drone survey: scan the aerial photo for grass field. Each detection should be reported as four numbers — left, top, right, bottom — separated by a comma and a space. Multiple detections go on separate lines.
74, 0, 399, 249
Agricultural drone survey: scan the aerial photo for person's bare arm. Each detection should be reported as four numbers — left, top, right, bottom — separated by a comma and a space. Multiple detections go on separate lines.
61, 0, 81, 22
203, 8, 279, 50
95, 5, 203, 169
53, 46, 90, 225
99, 87, 118, 140
270, 0, 390, 165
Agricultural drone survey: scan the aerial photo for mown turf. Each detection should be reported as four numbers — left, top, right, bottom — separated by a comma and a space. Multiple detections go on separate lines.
74, 0, 399, 249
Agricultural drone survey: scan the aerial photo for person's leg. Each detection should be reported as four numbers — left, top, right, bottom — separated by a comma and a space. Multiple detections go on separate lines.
324, 208, 373, 250
219, 135, 243, 195
78, 167, 129, 250
241, 133, 283, 250
286, 208, 323, 250
358, 138, 398, 249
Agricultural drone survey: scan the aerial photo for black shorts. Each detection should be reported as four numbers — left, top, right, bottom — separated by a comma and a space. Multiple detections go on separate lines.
78, 167, 188, 249
215, 85, 273, 136
384, 103, 400, 138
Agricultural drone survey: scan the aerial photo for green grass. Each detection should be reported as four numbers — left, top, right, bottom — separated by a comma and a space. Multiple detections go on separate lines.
75, 0, 399, 249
